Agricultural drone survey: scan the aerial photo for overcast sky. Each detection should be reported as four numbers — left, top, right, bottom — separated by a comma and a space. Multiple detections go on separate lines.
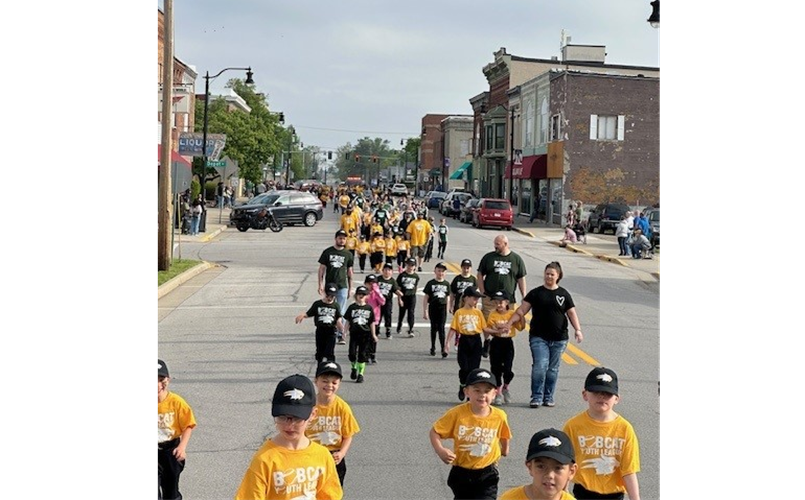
164, 0, 659, 153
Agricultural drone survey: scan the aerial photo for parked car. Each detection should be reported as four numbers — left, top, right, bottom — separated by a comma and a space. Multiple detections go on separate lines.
230, 190, 323, 227
425, 191, 447, 209
390, 183, 409, 196
472, 198, 513, 230
440, 192, 474, 217
459, 198, 480, 224
586, 203, 631, 235
645, 208, 659, 248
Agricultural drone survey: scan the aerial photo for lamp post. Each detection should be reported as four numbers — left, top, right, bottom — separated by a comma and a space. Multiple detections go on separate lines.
201, 66, 254, 199
508, 106, 515, 205
284, 126, 296, 188
647, 0, 659, 28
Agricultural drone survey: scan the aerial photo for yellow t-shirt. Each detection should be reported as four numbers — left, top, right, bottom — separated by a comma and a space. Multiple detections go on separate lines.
432, 403, 511, 470
396, 239, 410, 252
339, 195, 350, 208
340, 214, 358, 234
363, 212, 373, 226
357, 241, 371, 255
234, 439, 343, 500
406, 219, 431, 246
345, 236, 358, 251
562, 412, 640, 495
371, 238, 386, 253
450, 307, 487, 336
384, 238, 398, 256
370, 223, 384, 236
499, 486, 576, 500
305, 396, 361, 452
486, 309, 524, 339
158, 392, 197, 443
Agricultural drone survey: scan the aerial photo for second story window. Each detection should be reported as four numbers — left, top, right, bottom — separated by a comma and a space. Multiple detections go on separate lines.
485, 125, 493, 152
495, 123, 505, 150
590, 114, 625, 141
550, 114, 561, 142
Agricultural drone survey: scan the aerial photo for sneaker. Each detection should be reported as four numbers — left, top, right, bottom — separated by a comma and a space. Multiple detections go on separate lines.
371, 357, 378, 364
407, 331, 415, 338
502, 387, 512, 404
482, 339, 490, 358
441, 351, 448, 358
350, 368, 357, 380
458, 386, 465, 401
356, 374, 364, 383
337, 337, 346, 345
386, 334, 392, 339
418, 267, 423, 272
529, 399, 541, 408
543, 400, 555, 407
430, 348, 436, 356
493, 394, 503, 406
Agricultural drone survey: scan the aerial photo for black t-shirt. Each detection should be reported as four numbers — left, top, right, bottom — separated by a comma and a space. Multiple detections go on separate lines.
450, 274, 477, 297
374, 209, 389, 225
305, 299, 342, 331
423, 279, 450, 306
396, 272, 420, 297
523, 286, 575, 341
345, 303, 375, 335
318, 246, 354, 289
477, 251, 527, 299
377, 276, 399, 299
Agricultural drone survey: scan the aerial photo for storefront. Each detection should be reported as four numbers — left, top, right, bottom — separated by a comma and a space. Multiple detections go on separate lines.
504, 154, 546, 217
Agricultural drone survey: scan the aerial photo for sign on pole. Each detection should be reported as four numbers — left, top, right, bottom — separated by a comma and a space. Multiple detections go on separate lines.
178, 132, 227, 159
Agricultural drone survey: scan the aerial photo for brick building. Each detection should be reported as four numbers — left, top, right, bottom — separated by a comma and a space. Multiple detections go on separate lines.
419, 114, 449, 192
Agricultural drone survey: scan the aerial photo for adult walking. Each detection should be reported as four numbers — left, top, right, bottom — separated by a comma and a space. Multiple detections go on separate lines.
406, 211, 432, 272
505, 261, 582, 409
318, 229, 355, 344
476, 235, 527, 319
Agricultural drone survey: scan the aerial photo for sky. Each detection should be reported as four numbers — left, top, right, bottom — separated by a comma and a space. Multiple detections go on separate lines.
164, 0, 660, 153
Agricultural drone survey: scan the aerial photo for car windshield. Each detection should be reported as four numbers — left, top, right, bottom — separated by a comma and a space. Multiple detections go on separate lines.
252, 194, 280, 205
432, 192, 446, 198
649, 211, 660, 222
485, 201, 509, 210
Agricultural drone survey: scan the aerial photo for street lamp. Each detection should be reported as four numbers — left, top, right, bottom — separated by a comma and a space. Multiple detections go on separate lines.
647, 0, 660, 28
201, 66, 253, 199
284, 126, 296, 188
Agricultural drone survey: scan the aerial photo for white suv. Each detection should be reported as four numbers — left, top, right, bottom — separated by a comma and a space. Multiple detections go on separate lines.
390, 183, 408, 196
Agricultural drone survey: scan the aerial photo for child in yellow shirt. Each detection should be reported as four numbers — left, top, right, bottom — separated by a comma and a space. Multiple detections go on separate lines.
395, 233, 410, 273
369, 232, 386, 273
445, 286, 488, 401
383, 231, 398, 267
345, 230, 358, 258
356, 236, 371, 274
483, 291, 525, 406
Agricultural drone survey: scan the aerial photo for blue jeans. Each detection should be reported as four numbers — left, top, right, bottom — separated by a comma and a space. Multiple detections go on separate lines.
529, 336, 568, 404
335, 287, 348, 339
190, 215, 200, 235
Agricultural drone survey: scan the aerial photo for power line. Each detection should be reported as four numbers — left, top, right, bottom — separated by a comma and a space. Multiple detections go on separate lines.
294, 125, 419, 136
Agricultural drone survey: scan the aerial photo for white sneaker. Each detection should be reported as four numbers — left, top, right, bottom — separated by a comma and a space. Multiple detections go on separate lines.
493, 394, 503, 405
502, 387, 511, 404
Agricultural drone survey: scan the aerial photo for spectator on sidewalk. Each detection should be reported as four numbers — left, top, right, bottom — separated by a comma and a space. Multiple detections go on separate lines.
631, 229, 652, 259
615, 215, 631, 257
558, 225, 578, 248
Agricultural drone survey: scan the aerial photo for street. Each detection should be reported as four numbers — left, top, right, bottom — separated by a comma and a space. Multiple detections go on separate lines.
158, 208, 659, 499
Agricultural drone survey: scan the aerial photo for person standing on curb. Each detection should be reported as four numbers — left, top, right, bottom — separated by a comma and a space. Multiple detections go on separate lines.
318, 229, 354, 345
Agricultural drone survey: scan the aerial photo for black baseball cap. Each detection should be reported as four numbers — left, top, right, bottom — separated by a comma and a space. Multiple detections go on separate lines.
324, 283, 338, 296
526, 428, 576, 464
434, 262, 447, 270
383, 263, 393, 269
405, 258, 417, 266
315, 361, 343, 379
490, 290, 510, 302
335, 229, 347, 238
462, 286, 484, 298
355, 285, 369, 295
460, 259, 472, 267
585, 367, 619, 395
465, 367, 498, 387
271, 374, 316, 420
158, 359, 169, 377
365, 274, 377, 283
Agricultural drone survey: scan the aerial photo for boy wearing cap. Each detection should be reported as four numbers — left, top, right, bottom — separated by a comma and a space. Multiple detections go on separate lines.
445, 286, 488, 401
396, 257, 421, 337
436, 218, 449, 259
423, 262, 451, 357
450, 258, 478, 332
377, 263, 404, 339
383, 230, 398, 267
562, 367, 641, 500
499, 428, 578, 500
158, 359, 197, 500
483, 291, 525, 405
295, 283, 345, 364
235, 374, 343, 500
307, 362, 361, 486
343, 286, 377, 383
430, 367, 511, 500
369, 232, 386, 274
363, 274, 386, 364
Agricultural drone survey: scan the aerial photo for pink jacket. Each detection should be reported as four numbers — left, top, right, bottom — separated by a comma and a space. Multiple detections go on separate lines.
366, 284, 387, 325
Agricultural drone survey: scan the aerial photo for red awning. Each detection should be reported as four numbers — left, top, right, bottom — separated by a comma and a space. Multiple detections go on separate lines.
504, 155, 546, 179
157, 145, 192, 168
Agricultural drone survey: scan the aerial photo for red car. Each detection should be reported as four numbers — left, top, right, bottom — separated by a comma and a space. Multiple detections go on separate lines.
472, 198, 513, 230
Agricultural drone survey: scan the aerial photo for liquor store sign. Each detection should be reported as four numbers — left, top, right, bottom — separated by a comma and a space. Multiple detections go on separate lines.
178, 133, 227, 160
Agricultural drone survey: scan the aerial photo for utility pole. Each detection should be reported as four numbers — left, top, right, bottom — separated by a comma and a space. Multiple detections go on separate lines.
508, 106, 515, 205
158, 0, 174, 271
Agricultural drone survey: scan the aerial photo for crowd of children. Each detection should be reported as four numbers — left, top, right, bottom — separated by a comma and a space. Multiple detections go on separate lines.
160, 189, 642, 500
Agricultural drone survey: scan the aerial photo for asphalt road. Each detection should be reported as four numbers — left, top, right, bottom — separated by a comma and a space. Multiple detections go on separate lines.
158, 207, 659, 499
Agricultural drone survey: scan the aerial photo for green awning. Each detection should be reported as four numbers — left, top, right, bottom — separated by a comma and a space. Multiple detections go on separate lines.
449, 161, 472, 180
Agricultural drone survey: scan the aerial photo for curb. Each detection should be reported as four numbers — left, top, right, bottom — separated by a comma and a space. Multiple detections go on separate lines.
158, 261, 217, 299
512, 226, 535, 238
199, 225, 226, 242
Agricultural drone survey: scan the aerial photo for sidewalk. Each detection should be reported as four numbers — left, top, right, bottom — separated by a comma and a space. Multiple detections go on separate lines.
172, 204, 231, 244
511, 215, 660, 281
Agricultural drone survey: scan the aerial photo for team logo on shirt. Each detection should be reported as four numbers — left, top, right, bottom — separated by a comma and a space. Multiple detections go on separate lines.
457, 425, 498, 457
317, 307, 336, 324
581, 455, 620, 475
378, 281, 393, 296
431, 284, 449, 299
350, 309, 371, 326
459, 315, 481, 333
493, 260, 512, 275
272, 466, 326, 496
329, 254, 346, 269
401, 277, 417, 290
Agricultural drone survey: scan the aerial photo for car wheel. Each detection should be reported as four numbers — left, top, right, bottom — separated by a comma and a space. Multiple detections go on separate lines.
506, 226, 511, 231
236, 223, 249, 232
304, 212, 317, 227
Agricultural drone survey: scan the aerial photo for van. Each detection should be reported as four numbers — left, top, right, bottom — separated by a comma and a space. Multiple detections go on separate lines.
472, 198, 513, 230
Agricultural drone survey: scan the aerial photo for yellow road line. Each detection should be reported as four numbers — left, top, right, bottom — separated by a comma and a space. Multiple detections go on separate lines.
444, 261, 463, 274
566, 343, 600, 366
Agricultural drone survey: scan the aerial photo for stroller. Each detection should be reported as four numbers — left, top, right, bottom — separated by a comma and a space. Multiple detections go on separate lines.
572, 222, 587, 244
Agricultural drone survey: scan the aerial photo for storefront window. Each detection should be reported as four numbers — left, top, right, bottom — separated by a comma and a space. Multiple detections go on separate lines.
521, 182, 532, 216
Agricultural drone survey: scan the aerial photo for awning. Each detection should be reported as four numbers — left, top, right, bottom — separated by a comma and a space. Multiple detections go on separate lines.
504, 154, 547, 179
157, 145, 193, 168
428, 168, 442, 177
449, 161, 472, 180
